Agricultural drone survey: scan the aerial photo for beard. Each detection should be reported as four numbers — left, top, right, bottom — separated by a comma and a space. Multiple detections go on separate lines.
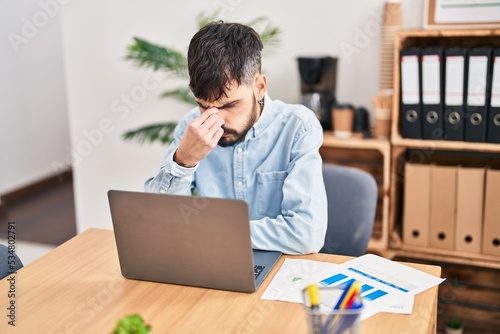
218, 96, 259, 147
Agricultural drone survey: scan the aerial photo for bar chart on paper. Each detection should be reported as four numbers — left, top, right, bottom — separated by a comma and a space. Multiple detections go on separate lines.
316, 255, 445, 319
318, 271, 399, 319
320, 273, 388, 302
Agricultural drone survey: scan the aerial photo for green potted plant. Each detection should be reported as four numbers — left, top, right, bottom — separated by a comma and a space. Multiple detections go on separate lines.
445, 317, 463, 334
112, 314, 152, 334
123, 9, 281, 145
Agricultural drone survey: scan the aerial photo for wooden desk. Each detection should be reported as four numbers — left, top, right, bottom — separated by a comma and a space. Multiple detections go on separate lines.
0, 229, 441, 333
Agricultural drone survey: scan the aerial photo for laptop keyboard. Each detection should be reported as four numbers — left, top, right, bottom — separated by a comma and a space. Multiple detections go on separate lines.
254, 265, 266, 279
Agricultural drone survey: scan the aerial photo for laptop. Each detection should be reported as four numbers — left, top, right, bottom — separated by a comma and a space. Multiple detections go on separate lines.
107, 190, 282, 293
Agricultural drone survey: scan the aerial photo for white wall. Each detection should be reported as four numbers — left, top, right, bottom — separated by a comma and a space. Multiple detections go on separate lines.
0, 0, 70, 193
60, 0, 424, 233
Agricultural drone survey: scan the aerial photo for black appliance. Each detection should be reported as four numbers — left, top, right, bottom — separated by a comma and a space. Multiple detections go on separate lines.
298, 56, 338, 130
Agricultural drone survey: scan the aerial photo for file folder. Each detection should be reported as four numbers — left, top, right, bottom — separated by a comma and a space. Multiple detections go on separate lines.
429, 165, 457, 250
443, 48, 467, 141
465, 48, 492, 142
455, 167, 485, 253
403, 164, 431, 247
482, 169, 500, 257
400, 48, 422, 139
487, 48, 500, 143
421, 47, 444, 140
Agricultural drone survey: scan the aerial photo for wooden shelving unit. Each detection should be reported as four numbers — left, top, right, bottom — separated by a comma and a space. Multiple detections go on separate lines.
320, 133, 391, 254
388, 29, 500, 270
320, 29, 500, 269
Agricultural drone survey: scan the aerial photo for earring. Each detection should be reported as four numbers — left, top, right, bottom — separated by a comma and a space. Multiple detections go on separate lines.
258, 98, 265, 107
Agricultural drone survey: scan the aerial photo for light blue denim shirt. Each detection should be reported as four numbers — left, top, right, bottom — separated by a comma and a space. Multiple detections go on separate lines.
144, 94, 327, 254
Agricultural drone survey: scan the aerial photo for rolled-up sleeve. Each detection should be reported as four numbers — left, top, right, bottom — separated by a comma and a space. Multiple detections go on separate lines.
144, 110, 199, 195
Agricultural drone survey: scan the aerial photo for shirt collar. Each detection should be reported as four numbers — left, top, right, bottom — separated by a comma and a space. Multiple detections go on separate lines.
246, 93, 272, 139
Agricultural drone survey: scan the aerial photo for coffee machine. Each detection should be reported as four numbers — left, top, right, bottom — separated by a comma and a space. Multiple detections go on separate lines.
297, 56, 338, 130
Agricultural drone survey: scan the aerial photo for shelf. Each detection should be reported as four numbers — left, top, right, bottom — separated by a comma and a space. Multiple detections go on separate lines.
397, 28, 500, 40
388, 242, 500, 270
391, 137, 500, 153
322, 133, 390, 152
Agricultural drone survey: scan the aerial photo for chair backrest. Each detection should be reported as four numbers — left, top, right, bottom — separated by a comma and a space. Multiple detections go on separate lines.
0, 244, 23, 280
320, 164, 377, 256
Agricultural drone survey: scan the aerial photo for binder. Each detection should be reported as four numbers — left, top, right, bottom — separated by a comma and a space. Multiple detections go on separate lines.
421, 47, 444, 140
487, 48, 500, 143
482, 169, 500, 257
455, 167, 485, 253
400, 48, 422, 139
429, 165, 457, 250
443, 48, 467, 141
403, 164, 431, 247
465, 48, 492, 142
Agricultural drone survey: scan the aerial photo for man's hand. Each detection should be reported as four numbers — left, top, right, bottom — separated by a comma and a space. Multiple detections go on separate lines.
174, 108, 224, 167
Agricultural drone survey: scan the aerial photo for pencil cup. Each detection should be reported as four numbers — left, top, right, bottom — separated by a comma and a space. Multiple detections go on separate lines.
302, 287, 362, 334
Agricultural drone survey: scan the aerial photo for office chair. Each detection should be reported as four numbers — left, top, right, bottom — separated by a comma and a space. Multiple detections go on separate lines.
0, 244, 23, 280
320, 164, 377, 256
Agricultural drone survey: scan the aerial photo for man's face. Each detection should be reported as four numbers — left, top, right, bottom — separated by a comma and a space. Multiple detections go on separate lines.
194, 80, 261, 147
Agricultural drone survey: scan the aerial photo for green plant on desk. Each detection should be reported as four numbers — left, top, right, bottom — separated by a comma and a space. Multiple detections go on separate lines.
112, 314, 152, 334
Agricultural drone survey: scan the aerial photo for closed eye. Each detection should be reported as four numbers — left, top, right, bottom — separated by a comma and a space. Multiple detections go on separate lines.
196, 100, 240, 111
196, 102, 208, 111
220, 102, 237, 110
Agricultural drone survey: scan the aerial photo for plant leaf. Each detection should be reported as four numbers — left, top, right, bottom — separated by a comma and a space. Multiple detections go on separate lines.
112, 314, 152, 334
159, 87, 196, 105
196, 8, 222, 29
122, 123, 178, 145
126, 37, 188, 78
246, 17, 281, 54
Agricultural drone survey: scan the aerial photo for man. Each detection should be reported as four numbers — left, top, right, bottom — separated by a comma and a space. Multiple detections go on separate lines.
145, 21, 327, 254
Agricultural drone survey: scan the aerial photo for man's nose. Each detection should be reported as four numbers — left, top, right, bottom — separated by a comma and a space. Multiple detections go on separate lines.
207, 107, 225, 118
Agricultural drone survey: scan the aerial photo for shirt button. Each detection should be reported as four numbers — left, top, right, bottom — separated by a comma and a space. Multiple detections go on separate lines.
237, 147, 242, 153
237, 181, 243, 187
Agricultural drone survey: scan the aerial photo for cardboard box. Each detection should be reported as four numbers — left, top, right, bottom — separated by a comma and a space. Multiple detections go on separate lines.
403, 164, 431, 247
429, 165, 457, 250
482, 169, 500, 256
455, 167, 485, 253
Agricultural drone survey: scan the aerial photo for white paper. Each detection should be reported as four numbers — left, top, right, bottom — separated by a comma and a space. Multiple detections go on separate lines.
261, 254, 444, 321
401, 55, 420, 105
422, 55, 441, 105
445, 56, 465, 106
467, 56, 488, 106
341, 254, 445, 296
261, 258, 341, 304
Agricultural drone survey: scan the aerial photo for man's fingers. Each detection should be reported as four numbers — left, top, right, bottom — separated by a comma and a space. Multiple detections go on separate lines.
211, 127, 224, 144
191, 107, 218, 126
199, 113, 221, 131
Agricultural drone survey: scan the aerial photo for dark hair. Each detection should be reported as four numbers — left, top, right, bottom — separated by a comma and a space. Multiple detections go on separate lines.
187, 21, 263, 101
